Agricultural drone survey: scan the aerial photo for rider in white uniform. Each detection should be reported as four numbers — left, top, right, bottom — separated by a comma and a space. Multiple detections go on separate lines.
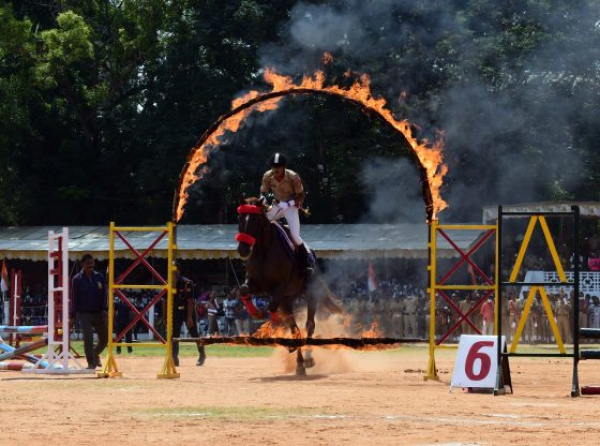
260, 153, 313, 277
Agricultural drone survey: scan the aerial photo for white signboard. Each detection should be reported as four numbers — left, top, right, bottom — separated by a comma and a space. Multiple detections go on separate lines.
451, 335, 506, 390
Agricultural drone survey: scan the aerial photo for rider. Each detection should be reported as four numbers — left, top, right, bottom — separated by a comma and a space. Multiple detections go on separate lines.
260, 152, 314, 277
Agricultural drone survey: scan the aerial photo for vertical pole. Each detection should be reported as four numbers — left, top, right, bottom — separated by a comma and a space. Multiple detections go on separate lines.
61, 228, 70, 370
47, 232, 55, 348
143, 257, 154, 341
494, 206, 504, 395
56, 235, 62, 343
100, 222, 123, 377
425, 220, 438, 381
157, 221, 179, 378
571, 205, 580, 397
166, 222, 175, 365
495, 217, 500, 337
2, 290, 6, 326
108, 224, 115, 357
14, 270, 22, 347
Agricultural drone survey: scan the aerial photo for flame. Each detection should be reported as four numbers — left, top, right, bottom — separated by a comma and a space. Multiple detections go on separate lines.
322, 52, 333, 65
175, 66, 448, 221
361, 321, 384, 338
253, 321, 305, 339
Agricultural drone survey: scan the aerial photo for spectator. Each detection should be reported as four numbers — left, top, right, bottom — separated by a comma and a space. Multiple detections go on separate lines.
169, 268, 206, 367
206, 292, 221, 336
588, 252, 600, 271
222, 289, 241, 336
480, 297, 494, 335
590, 296, 600, 329
196, 292, 209, 336
580, 294, 591, 336
70, 253, 108, 370
459, 293, 473, 335
555, 292, 571, 343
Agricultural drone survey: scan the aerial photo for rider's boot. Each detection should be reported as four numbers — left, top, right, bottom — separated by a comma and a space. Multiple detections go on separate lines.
296, 243, 314, 280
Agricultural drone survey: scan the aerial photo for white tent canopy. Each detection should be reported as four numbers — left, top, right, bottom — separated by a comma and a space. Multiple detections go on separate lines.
0, 224, 483, 261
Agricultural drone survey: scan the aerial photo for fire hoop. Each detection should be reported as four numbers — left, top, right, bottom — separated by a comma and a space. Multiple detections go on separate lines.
173, 69, 447, 224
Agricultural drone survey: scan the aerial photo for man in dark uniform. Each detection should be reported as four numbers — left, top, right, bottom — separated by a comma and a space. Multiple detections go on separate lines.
71, 253, 108, 369
171, 268, 206, 367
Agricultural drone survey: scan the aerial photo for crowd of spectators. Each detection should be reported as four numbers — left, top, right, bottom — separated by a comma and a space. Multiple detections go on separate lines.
4, 230, 600, 346
8, 286, 48, 326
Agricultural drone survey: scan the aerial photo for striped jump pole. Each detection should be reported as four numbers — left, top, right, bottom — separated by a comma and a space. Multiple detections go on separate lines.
0, 361, 37, 371
0, 325, 49, 335
0, 337, 48, 366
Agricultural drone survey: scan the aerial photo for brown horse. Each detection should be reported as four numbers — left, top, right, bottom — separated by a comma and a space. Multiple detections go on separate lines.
236, 198, 343, 375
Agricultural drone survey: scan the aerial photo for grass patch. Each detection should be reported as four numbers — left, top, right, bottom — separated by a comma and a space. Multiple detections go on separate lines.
142, 405, 338, 420
70, 341, 274, 358
73, 339, 588, 360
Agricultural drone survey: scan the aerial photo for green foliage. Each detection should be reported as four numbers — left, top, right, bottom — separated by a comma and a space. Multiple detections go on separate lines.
0, 0, 599, 226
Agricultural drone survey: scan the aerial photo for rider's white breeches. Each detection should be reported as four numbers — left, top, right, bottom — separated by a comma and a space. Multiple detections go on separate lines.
266, 205, 303, 245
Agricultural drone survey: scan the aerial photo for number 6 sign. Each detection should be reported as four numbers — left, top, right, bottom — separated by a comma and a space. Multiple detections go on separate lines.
451, 335, 507, 390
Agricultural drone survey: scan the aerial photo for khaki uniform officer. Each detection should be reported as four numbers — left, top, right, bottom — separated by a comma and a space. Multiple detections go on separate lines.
260, 153, 312, 276
555, 296, 571, 344
403, 294, 418, 338
458, 294, 473, 335
508, 293, 521, 341
390, 297, 404, 338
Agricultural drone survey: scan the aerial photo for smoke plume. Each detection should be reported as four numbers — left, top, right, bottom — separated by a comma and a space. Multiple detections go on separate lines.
257, 0, 596, 222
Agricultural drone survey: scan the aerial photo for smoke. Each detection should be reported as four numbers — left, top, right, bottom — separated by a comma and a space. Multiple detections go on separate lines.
359, 157, 423, 224
256, 0, 596, 222
270, 310, 400, 374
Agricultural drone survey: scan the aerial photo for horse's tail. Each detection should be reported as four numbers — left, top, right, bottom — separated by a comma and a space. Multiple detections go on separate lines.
322, 290, 344, 315
312, 277, 344, 315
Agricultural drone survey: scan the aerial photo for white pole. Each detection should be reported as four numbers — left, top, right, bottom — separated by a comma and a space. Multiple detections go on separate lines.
148, 308, 155, 340
12, 276, 18, 326
60, 228, 70, 371
2, 291, 7, 326
47, 230, 55, 348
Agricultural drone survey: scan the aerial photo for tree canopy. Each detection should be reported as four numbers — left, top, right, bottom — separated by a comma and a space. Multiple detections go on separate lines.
1, 0, 599, 226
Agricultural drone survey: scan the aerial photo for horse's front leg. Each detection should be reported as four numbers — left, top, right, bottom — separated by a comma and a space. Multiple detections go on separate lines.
239, 281, 266, 320
302, 291, 317, 369
267, 285, 288, 327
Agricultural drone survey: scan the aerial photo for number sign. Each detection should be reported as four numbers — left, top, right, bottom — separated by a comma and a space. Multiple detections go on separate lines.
451, 335, 506, 389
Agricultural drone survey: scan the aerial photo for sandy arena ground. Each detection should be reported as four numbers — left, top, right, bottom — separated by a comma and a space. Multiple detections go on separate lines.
1, 345, 599, 446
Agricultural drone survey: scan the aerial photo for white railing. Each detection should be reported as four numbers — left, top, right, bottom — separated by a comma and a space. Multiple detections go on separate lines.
521, 271, 600, 297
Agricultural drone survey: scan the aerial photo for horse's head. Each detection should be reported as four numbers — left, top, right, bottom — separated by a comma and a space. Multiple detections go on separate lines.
236, 197, 268, 260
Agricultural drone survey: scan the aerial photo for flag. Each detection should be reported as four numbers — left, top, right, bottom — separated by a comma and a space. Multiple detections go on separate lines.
367, 261, 377, 293
1, 260, 8, 293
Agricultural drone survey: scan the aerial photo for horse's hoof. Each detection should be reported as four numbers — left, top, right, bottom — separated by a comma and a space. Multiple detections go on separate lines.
296, 366, 306, 376
304, 357, 316, 368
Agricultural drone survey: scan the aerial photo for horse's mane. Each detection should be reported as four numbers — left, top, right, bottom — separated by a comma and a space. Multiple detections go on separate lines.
243, 196, 269, 211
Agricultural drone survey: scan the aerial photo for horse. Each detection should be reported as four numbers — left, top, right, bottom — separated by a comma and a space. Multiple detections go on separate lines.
236, 197, 343, 375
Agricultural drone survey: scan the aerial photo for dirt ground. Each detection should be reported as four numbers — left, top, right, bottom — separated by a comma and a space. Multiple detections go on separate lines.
1, 345, 600, 446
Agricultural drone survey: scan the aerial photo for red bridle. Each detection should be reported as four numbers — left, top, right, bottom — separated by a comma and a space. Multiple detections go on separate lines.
237, 204, 262, 215
236, 204, 262, 246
